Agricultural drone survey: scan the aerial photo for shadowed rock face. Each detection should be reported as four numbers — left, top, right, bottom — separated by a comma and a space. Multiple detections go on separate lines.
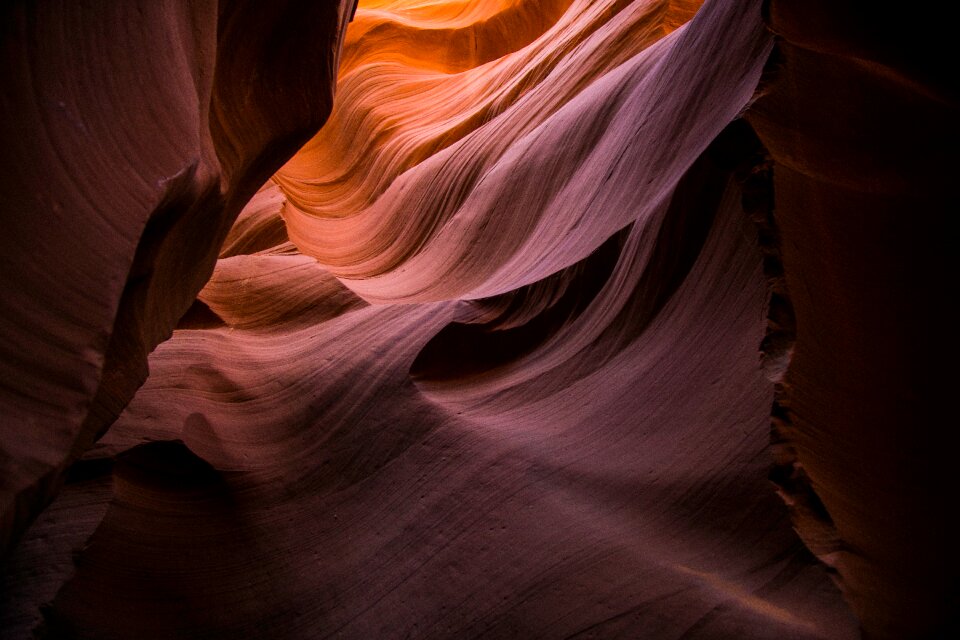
0, 0, 357, 557
747, 2, 957, 636
0, 1, 953, 638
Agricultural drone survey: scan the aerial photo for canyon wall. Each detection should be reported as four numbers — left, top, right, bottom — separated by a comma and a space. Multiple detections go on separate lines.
0, 0, 357, 556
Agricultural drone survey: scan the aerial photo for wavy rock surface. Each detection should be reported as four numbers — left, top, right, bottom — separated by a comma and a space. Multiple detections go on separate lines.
1, 0, 951, 637
0, 0, 357, 555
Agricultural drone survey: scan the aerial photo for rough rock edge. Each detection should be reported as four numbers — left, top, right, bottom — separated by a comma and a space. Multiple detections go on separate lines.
738, 52, 844, 575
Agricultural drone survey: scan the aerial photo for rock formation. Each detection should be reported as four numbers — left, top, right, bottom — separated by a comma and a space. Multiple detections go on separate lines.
1, 0, 954, 638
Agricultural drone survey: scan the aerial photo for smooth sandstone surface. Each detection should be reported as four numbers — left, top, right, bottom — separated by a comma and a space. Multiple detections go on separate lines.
1, 0, 953, 638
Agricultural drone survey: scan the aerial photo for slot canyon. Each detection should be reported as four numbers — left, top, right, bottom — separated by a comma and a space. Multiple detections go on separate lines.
0, 1, 955, 638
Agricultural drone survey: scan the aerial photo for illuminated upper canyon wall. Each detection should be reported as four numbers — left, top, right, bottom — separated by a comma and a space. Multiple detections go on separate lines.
1, 0, 954, 638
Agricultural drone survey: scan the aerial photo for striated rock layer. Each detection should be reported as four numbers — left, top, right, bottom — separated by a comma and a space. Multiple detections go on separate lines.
0, 0, 357, 556
1, 0, 953, 638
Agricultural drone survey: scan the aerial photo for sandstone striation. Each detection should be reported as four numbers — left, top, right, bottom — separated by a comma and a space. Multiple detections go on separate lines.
0, 0, 357, 557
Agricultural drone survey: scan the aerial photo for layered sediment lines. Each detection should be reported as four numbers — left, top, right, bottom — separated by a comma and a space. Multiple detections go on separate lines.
2, 0, 949, 637
0, 0, 357, 556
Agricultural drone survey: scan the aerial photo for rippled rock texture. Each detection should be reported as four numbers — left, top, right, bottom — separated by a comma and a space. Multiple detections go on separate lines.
1, 0, 953, 638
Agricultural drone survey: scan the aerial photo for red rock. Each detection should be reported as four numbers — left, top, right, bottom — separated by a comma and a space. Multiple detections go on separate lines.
2, 0, 953, 637
0, 0, 356, 556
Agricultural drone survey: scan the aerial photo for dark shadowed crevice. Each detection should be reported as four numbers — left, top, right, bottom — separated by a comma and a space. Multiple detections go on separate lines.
410, 229, 626, 382
733, 115, 843, 569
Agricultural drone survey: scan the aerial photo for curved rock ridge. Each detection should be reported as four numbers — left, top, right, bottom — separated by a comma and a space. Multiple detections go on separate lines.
275, 0, 710, 299
0, 0, 357, 556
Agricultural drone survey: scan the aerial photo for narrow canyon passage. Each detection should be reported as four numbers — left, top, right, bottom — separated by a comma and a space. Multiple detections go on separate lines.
1, 1, 954, 638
